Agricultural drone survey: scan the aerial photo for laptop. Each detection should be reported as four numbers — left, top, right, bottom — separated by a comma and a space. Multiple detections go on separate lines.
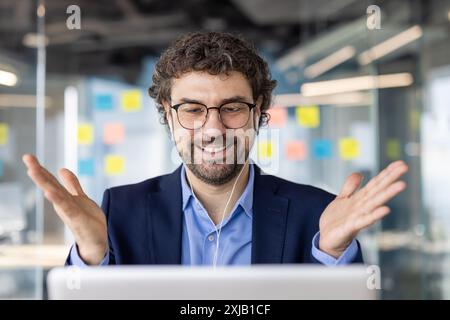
47, 264, 377, 300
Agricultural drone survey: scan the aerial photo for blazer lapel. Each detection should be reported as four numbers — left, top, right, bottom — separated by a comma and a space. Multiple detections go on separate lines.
251, 165, 289, 264
147, 165, 183, 265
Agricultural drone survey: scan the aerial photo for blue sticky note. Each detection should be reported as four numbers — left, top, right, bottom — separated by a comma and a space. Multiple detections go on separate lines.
78, 158, 95, 176
0, 160, 3, 178
313, 140, 333, 159
94, 94, 113, 111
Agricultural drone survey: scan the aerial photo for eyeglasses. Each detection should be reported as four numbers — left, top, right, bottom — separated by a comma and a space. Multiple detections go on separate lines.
170, 101, 256, 130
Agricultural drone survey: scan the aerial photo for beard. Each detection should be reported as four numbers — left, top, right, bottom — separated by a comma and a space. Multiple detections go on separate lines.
186, 162, 243, 186
179, 136, 250, 186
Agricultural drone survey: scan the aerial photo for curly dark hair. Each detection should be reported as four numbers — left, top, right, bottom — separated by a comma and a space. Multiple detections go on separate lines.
148, 31, 277, 128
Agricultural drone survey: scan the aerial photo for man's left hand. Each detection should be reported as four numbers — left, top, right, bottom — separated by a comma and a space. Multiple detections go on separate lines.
319, 160, 409, 258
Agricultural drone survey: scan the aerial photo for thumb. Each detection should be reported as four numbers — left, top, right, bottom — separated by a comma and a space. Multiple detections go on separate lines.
339, 173, 363, 198
58, 168, 85, 196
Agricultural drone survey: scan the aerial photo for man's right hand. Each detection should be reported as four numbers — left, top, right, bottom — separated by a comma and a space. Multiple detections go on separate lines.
23, 154, 107, 265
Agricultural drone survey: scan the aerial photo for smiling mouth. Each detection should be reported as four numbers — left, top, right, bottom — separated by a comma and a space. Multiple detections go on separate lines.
196, 143, 234, 154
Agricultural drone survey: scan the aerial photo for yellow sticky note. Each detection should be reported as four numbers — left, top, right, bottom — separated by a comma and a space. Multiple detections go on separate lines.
121, 90, 142, 112
257, 141, 273, 159
296, 105, 320, 128
339, 138, 360, 160
0, 123, 9, 145
77, 123, 94, 145
104, 155, 125, 175
386, 139, 401, 160
410, 109, 420, 133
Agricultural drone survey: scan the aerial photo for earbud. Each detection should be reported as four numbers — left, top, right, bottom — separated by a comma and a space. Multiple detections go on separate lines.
254, 115, 260, 135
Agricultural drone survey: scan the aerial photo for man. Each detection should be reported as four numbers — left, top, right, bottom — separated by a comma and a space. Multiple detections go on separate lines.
22, 32, 408, 267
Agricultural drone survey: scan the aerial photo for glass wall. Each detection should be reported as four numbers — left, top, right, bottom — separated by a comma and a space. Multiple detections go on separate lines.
0, 0, 44, 298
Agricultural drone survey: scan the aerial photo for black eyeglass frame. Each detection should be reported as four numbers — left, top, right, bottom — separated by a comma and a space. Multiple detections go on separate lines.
170, 101, 257, 130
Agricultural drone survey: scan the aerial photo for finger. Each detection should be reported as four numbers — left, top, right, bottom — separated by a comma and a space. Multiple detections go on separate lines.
58, 168, 85, 196
354, 206, 391, 231
363, 181, 406, 213
24, 155, 71, 198
27, 167, 67, 196
22, 154, 41, 170
24, 154, 62, 187
363, 161, 406, 193
23, 154, 81, 221
365, 163, 408, 199
339, 173, 364, 198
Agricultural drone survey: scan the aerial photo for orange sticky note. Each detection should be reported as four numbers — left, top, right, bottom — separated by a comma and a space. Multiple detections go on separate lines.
339, 138, 360, 160
103, 122, 125, 145
77, 123, 94, 145
267, 108, 287, 127
121, 90, 142, 112
0, 123, 9, 145
285, 141, 307, 160
104, 155, 125, 175
296, 105, 320, 128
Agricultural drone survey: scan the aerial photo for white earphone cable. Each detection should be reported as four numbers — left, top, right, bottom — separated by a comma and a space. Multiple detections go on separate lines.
212, 159, 248, 268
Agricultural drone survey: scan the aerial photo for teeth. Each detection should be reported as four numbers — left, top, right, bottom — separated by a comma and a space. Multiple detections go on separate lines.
203, 146, 226, 153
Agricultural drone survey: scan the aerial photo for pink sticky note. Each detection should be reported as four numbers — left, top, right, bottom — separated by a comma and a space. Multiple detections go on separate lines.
103, 122, 125, 145
267, 107, 287, 128
285, 141, 307, 161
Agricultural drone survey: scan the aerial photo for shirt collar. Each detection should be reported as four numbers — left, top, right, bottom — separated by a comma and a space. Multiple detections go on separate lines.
180, 163, 254, 218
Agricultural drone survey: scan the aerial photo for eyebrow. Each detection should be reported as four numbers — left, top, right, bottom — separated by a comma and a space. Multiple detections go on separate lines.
175, 95, 252, 105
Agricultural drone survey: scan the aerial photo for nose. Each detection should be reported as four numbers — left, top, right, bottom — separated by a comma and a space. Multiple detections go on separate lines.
202, 108, 225, 131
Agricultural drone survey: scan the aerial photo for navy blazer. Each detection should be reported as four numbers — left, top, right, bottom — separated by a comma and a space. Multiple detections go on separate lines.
67, 164, 363, 265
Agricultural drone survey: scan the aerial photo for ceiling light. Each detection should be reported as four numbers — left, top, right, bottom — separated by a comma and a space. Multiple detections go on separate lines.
0, 70, 18, 87
304, 46, 355, 79
300, 73, 413, 96
358, 25, 422, 65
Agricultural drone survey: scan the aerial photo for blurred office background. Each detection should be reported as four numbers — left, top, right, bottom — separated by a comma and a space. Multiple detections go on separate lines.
0, 0, 449, 299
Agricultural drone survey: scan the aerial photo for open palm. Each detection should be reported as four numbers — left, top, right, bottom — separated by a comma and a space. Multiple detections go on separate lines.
319, 160, 408, 258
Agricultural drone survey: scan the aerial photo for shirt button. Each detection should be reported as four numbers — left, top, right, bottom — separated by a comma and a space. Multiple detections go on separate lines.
208, 235, 215, 242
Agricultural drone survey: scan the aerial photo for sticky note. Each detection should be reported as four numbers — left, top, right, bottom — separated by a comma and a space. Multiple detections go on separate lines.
0, 123, 9, 145
339, 138, 360, 160
285, 141, 307, 161
0, 160, 4, 178
313, 140, 332, 159
267, 108, 287, 127
386, 139, 401, 160
257, 141, 273, 159
121, 90, 142, 112
95, 94, 113, 111
78, 159, 95, 176
296, 105, 320, 128
77, 123, 94, 145
410, 109, 420, 132
103, 122, 125, 145
105, 155, 125, 175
